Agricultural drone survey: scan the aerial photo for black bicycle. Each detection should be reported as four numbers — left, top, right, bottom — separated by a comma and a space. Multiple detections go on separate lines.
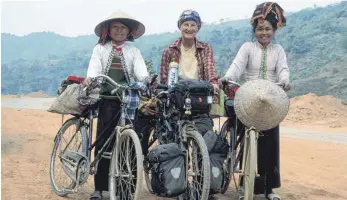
142, 79, 212, 200
49, 74, 146, 200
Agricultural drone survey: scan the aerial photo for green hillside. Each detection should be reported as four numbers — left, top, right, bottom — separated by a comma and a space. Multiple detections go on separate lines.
2, 2, 347, 99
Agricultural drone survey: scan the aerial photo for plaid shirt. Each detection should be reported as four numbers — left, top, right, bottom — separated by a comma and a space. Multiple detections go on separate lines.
160, 37, 219, 85
125, 82, 147, 120
125, 90, 139, 120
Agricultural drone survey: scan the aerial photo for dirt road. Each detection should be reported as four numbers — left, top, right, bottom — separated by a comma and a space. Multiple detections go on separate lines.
2, 97, 347, 200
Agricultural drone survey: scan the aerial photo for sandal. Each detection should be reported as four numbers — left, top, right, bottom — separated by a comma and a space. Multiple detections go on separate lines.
208, 195, 219, 200
266, 193, 281, 200
90, 191, 102, 200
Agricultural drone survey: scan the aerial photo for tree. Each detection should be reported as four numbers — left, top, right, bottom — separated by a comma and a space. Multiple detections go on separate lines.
342, 26, 347, 50
342, 36, 347, 50
145, 59, 156, 75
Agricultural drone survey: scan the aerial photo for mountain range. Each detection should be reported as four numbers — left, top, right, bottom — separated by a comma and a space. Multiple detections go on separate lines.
2, 2, 347, 100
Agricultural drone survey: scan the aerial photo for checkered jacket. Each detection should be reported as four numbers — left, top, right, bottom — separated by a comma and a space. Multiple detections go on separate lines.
159, 37, 219, 85
125, 82, 147, 120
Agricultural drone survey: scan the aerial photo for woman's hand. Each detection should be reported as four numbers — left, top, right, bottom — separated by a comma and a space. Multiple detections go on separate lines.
146, 75, 158, 89
82, 77, 97, 90
212, 83, 220, 96
218, 76, 232, 89
279, 79, 291, 91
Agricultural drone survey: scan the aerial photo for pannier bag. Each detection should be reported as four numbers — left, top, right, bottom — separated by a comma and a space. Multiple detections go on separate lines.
147, 143, 186, 197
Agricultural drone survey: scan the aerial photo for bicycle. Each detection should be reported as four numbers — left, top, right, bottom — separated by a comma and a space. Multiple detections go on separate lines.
142, 79, 211, 200
218, 80, 285, 200
212, 80, 257, 200
49, 74, 145, 200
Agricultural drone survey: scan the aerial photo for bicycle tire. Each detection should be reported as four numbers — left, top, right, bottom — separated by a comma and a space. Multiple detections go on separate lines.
109, 128, 144, 200
184, 130, 211, 200
49, 117, 88, 197
242, 129, 256, 200
220, 120, 234, 194
143, 128, 156, 194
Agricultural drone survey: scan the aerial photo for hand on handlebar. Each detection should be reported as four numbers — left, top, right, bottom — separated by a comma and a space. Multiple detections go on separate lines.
147, 74, 159, 89
277, 79, 291, 92
219, 77, 232, 87
146, 74, 169, 90
82, 77, 93, 87
219, 77, 241, 89
82, 77, 99, 91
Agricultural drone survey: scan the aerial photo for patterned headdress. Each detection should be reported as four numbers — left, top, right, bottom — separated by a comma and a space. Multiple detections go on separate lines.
250, 2, 286, 29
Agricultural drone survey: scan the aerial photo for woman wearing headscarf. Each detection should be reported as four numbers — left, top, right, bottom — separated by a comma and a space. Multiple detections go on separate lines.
221, 2, 289, 200
159, 9, 220, 137
159, 10, 221, 200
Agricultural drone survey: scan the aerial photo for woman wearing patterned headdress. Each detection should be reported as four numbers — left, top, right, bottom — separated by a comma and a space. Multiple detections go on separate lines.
84, 11, 149, 200
221, 2, 289, 200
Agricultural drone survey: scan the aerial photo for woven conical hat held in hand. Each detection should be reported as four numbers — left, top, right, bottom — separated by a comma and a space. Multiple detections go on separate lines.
233, 79, 290, 131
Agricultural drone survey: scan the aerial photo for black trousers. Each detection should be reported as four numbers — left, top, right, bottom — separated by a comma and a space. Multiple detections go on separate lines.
256, 125, 281, 193
94, 99, 149, 192
94, 99, 121, 191
134, 112, 154, 156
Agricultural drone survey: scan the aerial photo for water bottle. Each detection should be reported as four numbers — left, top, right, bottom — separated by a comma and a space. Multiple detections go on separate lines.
168, 61, 179, 86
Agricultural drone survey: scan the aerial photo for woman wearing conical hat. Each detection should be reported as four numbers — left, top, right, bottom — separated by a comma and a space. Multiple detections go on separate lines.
221, 2, 289, 200
84, 11, 149, 200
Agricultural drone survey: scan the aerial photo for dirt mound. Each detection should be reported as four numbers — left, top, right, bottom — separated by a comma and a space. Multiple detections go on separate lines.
25, 90, 51, 98
285, 93, 347, 128
1, 94, 21, 100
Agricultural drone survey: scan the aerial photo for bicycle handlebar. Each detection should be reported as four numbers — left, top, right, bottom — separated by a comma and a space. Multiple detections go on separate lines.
83, 74, 146, 96
156, 84, 169, 90
223, 79, 284, 89
225, 80, 241, 87
97, 74, 129, 89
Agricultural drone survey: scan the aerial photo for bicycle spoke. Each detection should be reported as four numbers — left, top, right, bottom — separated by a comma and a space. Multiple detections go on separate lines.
187, 137, 205, 199
115, 134, 139, 199
50, 119, 87, 196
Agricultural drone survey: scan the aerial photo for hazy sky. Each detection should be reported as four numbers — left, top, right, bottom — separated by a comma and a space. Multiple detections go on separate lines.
1, 0, 342, 37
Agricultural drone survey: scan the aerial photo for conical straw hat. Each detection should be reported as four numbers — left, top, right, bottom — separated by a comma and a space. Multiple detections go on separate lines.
94, 11, 145, 39
234, 79, 290, 131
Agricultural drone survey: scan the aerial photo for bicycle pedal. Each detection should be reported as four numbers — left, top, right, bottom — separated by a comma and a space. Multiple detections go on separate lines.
62, 188, 76, 194
90, 167, 96, 175
101, 152, 112, 159
187, 171, 196, 176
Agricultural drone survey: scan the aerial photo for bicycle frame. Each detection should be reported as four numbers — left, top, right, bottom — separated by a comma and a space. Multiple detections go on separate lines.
147, 86, 210, 185
63, 75, 143, 175
239, 128, 259, 182
150, 88, 208, 145
216, 112, 261, 199
51, 74, 149, 199
218, 80, 263, 197
219, 79, 286, 198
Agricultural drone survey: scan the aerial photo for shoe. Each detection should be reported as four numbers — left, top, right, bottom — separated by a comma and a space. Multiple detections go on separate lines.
89, 190, 102, 200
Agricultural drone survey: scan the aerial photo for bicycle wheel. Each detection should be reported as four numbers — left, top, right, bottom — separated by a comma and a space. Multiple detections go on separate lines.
109, 128, 144, 200
183, 130, 211, 200
49, 117, 88, 197
220, 120, 233, 194
240, 129, 257, 200
143, 128, 156, 194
